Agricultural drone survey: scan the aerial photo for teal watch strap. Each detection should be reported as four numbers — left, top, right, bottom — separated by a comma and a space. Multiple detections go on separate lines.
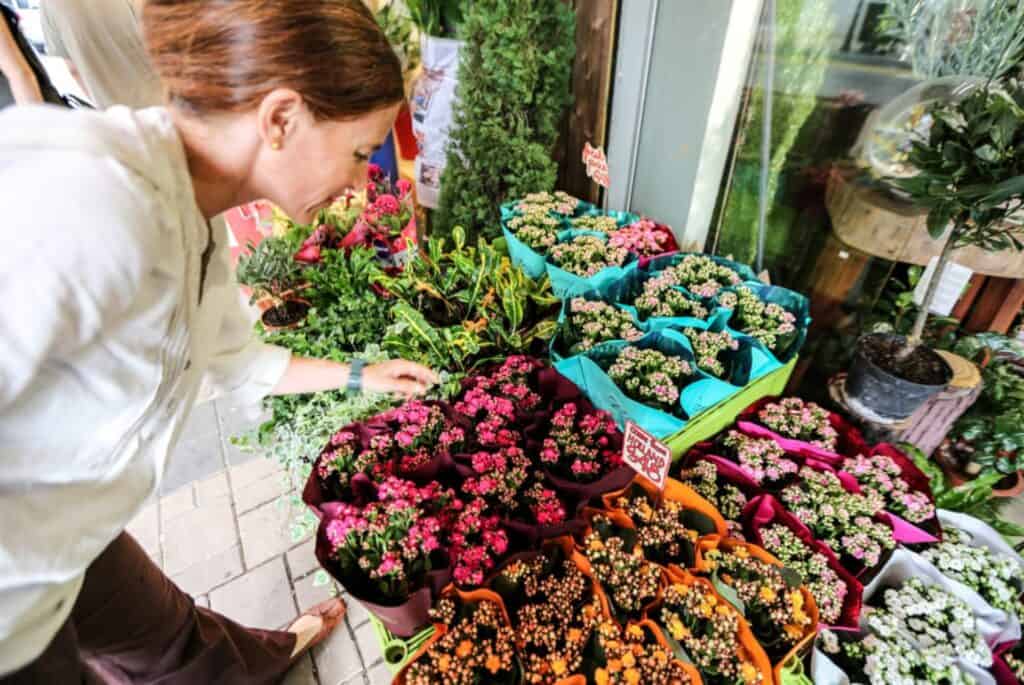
347, 359, 365, 394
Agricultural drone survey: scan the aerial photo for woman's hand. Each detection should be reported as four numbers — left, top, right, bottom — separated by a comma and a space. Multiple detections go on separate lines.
363, 360, 438, 397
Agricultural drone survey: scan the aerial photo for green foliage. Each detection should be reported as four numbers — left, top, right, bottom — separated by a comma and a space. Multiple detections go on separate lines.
717, 0, 834, 265
879, 0, 1024, 80
434, 0, 575, 241
947, 352, 1024, 475
405, 0, 463, 38
891, 79, 1024, 250
377, 227, 559, 379
375, 1, 421, 79
235, 238, 308, 304
263, 247, 392, 361
905, 444, 1024, 540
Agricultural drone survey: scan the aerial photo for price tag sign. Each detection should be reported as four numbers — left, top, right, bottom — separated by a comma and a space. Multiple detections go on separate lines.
582, 142, 610, 188
622, 421, 671, 491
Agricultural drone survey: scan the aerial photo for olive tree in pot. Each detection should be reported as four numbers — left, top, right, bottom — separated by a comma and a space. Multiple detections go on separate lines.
236, 238, 311, 332
848, 79, 1024, 420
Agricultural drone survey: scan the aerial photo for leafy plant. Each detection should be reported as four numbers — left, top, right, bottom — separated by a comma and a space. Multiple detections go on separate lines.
375, 1, 421, 80
945, 355, 1024, 475
435, 0, 575, 241
879, 0, 1024, 80
888, 79, 1024, 347
263, 247, 392, 360
235, 237, 308, 307
904, 444, 1024, 540
377, 227, 559, 380
404, 0, 463, 38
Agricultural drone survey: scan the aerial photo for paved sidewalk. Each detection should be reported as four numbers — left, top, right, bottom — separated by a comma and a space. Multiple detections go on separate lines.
128, 401, 391, 685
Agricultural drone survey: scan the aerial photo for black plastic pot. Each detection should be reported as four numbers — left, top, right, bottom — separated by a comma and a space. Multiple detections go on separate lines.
846, 333, 952, 421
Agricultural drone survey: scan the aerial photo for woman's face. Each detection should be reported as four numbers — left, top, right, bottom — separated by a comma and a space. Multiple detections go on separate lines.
258, 96, 401, 224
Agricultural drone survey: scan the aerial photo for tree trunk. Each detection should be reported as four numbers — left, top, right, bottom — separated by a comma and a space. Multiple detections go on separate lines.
906, 231, 959, 349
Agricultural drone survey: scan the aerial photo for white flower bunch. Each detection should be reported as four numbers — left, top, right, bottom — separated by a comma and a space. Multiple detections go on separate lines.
922, 527, 1023, 616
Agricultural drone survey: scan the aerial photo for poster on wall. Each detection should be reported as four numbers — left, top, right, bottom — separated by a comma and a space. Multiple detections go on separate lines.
411, 35, 464, 208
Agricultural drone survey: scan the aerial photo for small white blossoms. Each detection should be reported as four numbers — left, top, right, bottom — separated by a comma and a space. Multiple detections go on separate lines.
922, 527, 1024, 616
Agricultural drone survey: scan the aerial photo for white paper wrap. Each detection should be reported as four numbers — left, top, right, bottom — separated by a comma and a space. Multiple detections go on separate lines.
410, 35, 464, 209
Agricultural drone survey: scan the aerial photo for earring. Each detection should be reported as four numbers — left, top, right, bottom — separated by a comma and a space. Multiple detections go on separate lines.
271, 140, 282, 150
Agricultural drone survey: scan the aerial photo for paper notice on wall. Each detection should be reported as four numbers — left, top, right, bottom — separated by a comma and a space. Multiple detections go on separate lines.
913, 256, 973, 316
411, 36, 464, 209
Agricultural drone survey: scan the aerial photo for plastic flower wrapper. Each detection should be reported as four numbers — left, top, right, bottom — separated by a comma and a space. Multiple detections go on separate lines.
583, 514, 662, 622
449, 498, 510, 587
759, 524, 849, 625
922, 527, 1024, 617
515, 190, 582, 217
583, 620, 696, 685
507, 211, 562, 250
633, 272, 711, 321
572, 215, 621, 233
550, 235, 629, 278
539, 402, 625, 485
716, 285, 797, 353
756, 397, 839, 451
322, 477, 455, 604
1006, 641, 1024, 682
608, 218, 673, 257
612, 483, 720, 569
659, 576, 770, 685
405, 593, 519, 685
563, 298, 644, 353
780, 466, 894, 570
683, 327, 740, 378
673, 459, 752, 539
697, 544, 814, 663
607, 346, 695, 413
314, 400, 464, 499
659, 254, 743, 299
718, 430, 799, 488
841, 453, 935, 525
490, 542, 604, 683
817, 626, 976, 685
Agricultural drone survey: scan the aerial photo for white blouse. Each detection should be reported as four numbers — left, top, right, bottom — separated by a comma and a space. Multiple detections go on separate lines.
0, 105, 292, 675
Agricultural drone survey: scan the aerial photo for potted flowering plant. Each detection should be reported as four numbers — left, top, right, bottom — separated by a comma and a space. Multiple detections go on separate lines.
556, 297, 643, 355
514, 190, 583, 218
921, 527, 1024, 617
673, 459, 752, 539
581, 513, 662, 623
754, 397, 839, 452
717, 285, 799, 355
402, 591, 521, 685
658, 574, 773, 685
608, 218, 676, 257
607, 346, 695, 413
570, 215, 620, 233
682, 327, 741, 380
489, 540, 604, 683
449, 497, 510, 587
841, 453, 936, 525
315, 477, 456, 636
340, 163, 417, 267
579, 620, 699, 684
632, 272, 711, 321
716, 431, 800, 489
549, 235, 629, 278
779, 466, 895, 571
236, 237, 311, 331
1006, 642, 1024, 682
506, 210, 562, 251
537, 401, 632, 499
655, 254, 744, 300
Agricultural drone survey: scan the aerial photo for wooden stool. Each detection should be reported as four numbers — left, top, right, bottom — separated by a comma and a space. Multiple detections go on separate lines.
828, 351, 983, 453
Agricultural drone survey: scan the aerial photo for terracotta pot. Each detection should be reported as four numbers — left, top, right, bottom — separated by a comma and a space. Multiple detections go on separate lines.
259, 297, 310, 333
936, 459, 1024, 498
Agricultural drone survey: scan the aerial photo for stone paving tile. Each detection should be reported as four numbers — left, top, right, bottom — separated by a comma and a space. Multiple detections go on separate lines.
195, 471, 231, 505
313, 620, 365, 685
217, 400, 271, 467
209, 558, 298, 630
341, 593, 370, 629
160, 483, 197, 522
286, 540, 319, 579
234, 467, 287, 515
127, 501, 160, 558
230, 456, 283, 490
162, 498, 238, 576
367, 661, 393, 685
171, 544, 245, 597
354, 620, 382, 667
238, 499, 304, 569
293, 572, 336, 611
282, 652, 318, 685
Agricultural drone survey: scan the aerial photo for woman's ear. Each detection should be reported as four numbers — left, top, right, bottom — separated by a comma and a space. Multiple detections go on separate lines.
257, 88, 308, 151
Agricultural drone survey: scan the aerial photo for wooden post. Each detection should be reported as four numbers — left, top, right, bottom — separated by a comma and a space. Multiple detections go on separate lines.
950, 274, 986, 322
555, 0, 618, 204
964, 277, 1024, 333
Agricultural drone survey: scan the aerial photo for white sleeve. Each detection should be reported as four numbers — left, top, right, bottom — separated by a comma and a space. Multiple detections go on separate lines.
196, 215, 291, 406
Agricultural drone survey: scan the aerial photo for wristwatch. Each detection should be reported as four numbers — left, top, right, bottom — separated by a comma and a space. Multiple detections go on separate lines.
347, 359, 365, 394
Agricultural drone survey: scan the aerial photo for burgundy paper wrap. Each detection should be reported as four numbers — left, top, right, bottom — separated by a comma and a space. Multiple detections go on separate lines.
744, 494, 864, 628
738, 396, 870, 462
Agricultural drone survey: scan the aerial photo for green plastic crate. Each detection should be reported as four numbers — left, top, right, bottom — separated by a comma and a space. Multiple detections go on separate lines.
664, 356, 797, 459
370, 615, 435, 675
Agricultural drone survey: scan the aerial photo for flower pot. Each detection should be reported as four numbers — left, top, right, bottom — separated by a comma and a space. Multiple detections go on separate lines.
993, 470, 1024, 498
845, 333, 952, 421
259, 297, 310, 332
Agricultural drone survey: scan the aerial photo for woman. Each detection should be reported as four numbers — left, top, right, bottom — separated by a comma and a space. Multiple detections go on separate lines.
0, 1, 62, 106
0, 1, 435, 682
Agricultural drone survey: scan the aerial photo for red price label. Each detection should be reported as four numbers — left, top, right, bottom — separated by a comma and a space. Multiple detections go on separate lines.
621, 421, 671, 491
582, 142, 610, 189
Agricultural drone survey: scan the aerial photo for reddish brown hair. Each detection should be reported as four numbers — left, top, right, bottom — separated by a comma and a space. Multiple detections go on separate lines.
141, 0, 403, 119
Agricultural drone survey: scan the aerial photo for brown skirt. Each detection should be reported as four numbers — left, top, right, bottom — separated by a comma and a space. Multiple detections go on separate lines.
1, 533, 296, 684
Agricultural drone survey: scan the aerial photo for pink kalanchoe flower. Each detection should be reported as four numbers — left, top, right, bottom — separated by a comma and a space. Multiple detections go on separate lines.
396, 178, 412, 197
367, 163, 384, 181
374, 194, 401, 216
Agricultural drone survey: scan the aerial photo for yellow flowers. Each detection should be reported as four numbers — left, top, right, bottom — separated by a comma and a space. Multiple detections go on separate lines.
668, 617, 690, 640
485, 654, 502, 674
741, 662, 761, 684
759, 585, 777, 603
456, 639, 473, 658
